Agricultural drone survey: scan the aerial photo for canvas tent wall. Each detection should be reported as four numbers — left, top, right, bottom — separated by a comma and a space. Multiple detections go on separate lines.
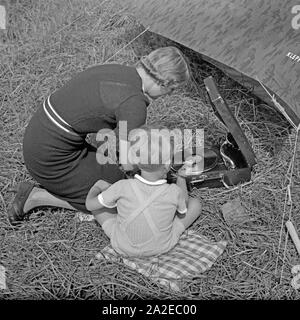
122, 0, 300, 128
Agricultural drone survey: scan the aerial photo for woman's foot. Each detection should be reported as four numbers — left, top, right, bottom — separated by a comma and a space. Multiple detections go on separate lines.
7, 181, 36, 225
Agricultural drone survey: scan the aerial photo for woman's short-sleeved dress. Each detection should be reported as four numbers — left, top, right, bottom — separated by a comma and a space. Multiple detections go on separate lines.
23, 64, 149, 212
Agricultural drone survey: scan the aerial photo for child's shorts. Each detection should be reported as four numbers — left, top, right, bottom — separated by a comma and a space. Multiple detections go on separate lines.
102, 216, 185, 256
102, 217, 117, 238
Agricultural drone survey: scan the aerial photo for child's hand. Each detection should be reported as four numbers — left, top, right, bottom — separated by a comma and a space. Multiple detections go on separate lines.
177, 155, 203, 177
177, 161, 192, 177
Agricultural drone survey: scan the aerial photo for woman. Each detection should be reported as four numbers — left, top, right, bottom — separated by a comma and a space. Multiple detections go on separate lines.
8, 46, 191, 225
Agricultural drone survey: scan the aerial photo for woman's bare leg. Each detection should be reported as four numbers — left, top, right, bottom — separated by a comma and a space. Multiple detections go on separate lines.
23, 187, 77, 213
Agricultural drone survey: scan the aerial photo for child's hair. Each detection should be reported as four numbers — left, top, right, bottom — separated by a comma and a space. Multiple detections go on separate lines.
128, 124, 174, 173
137, 46, 191, 89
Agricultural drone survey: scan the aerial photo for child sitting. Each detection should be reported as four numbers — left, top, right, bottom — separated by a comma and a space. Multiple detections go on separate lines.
85, 125, 202, 257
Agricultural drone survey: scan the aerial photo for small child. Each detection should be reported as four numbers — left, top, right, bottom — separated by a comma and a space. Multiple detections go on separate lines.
86, 125, 202, 257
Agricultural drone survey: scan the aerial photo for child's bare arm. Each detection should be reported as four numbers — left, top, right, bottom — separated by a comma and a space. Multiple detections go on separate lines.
176, 176, 189, 204
85, 180, 111, 212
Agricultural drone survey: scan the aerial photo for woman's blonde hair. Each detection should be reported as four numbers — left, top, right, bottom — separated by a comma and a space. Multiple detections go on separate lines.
128, 124, 174, 173
137, 46, 191, 89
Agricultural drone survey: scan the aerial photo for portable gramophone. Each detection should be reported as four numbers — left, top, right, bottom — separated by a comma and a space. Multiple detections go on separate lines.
167, 76, 256, 190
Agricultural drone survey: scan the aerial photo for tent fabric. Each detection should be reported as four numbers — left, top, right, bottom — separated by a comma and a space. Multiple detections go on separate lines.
122, 0, 300, 127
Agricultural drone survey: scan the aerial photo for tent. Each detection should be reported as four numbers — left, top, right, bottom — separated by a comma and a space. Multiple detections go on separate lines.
122, 0, 300, 128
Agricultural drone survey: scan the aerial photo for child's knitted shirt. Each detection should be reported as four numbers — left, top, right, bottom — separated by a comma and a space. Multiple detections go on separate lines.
98, 174, 187, 256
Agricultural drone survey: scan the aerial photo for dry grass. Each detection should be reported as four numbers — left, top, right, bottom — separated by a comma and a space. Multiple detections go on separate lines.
1, 0, 300, 300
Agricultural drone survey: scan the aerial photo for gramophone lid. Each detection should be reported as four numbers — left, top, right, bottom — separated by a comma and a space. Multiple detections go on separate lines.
204, 76, 256, 168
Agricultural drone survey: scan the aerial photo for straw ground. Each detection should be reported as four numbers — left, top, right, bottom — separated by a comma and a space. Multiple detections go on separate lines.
1, 0, 300, 300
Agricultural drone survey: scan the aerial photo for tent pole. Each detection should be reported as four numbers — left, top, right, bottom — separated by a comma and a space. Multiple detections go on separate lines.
103, 26, 150, 64
275, 127, 300, 284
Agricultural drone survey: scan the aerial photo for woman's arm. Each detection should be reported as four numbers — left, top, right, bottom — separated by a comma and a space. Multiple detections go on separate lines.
85, 180, 111, 211
114, 95, 148, 171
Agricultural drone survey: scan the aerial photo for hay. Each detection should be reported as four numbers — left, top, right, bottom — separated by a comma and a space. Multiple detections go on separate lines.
1, 0, 300, 300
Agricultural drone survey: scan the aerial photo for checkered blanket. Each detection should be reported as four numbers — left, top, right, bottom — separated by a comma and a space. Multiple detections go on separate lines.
96, 230, 227, 291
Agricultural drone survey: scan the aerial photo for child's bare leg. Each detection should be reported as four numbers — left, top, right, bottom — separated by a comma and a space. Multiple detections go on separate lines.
24, 187, 77, 213
92, 207, 117, 226
178, 197, 202, 229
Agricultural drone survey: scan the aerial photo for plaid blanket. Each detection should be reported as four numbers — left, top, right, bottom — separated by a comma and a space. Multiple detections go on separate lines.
96, 230, 227, 291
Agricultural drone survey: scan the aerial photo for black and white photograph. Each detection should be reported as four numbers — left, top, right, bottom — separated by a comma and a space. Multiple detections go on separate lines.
0, 0, 299, 310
